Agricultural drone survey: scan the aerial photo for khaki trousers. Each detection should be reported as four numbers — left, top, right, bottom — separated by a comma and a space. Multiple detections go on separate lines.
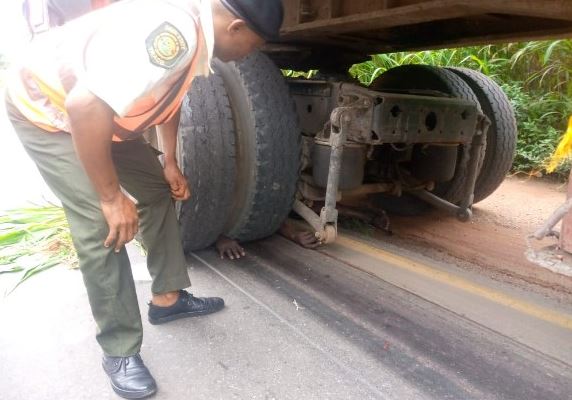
11, 118, 192, 356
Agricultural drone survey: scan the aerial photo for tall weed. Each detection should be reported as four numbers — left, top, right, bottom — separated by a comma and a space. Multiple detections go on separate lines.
0, 206, 77, 295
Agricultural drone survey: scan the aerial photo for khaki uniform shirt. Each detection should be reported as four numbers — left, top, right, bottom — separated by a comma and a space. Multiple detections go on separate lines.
7, 0, 215, 135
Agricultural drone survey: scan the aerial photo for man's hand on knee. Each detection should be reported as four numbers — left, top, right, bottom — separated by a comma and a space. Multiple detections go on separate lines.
101, 192, 139, 253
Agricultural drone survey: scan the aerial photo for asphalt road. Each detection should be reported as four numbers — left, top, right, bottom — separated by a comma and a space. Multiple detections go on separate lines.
1, 231, 571, 400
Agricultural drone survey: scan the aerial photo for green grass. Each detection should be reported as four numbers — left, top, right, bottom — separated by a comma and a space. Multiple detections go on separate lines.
0, 205, 77, 295
282, 69, 318, 79
349, 41, 572, 92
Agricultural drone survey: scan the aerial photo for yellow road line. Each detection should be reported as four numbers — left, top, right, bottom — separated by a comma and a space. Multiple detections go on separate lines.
336, 235, 572, 331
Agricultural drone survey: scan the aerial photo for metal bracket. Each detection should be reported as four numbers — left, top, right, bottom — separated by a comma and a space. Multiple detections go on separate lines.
292, 105, 360, 243
457, 114, 489, 217
292, 200, 337, 243
408, 114, 490, 221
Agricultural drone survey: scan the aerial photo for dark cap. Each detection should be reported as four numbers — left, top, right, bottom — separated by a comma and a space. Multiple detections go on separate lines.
220, 0, 284, 41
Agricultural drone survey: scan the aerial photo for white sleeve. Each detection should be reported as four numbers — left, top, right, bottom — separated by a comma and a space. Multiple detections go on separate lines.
82, 10, 197, 117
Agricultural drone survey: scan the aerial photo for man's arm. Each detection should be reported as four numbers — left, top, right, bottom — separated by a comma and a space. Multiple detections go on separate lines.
156, 109, 190, 201
156, 109, 180, 167
65, 86, 139, 252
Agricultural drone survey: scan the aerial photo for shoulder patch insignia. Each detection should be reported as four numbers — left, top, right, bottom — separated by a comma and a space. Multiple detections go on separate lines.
146, 22, 188, 69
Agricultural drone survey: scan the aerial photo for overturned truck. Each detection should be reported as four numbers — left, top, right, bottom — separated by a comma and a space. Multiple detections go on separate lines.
175, 0, 572, 251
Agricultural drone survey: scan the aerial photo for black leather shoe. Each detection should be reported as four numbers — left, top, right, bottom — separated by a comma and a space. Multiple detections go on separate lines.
102, 354, 157, 399
148, 290, 225, 325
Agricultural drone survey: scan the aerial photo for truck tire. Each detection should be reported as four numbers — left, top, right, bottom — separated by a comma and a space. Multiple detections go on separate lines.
177, 72, 236, 252
215, 52, 301, 242
372, 65, 481, 204
447, 67, 517, 203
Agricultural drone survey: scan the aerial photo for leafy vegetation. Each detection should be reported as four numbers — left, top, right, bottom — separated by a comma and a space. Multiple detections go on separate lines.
282, 69, 319, 79
349, 40, 572, 175
0, 206, 77, 295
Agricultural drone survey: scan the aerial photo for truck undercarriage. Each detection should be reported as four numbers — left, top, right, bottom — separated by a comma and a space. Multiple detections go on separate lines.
289, 79, 487, 242
172, 0, 572, 250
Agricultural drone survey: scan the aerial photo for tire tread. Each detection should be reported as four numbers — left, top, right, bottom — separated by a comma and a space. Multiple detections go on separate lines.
226, 53, 301, 241
178, 73, 236, 251
447, 67, 517, 203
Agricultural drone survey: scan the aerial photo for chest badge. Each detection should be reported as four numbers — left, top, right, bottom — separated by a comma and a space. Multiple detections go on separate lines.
146, 22, 188, 69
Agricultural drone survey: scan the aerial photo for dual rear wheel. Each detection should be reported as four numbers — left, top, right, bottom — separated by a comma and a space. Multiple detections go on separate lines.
176, 53, 300, 252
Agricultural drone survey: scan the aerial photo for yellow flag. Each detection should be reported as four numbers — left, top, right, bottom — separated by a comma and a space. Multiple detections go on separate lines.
546, 116, 572, 173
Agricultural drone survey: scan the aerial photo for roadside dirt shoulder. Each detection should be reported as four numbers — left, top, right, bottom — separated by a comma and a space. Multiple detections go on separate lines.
378, 176, 572, 297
